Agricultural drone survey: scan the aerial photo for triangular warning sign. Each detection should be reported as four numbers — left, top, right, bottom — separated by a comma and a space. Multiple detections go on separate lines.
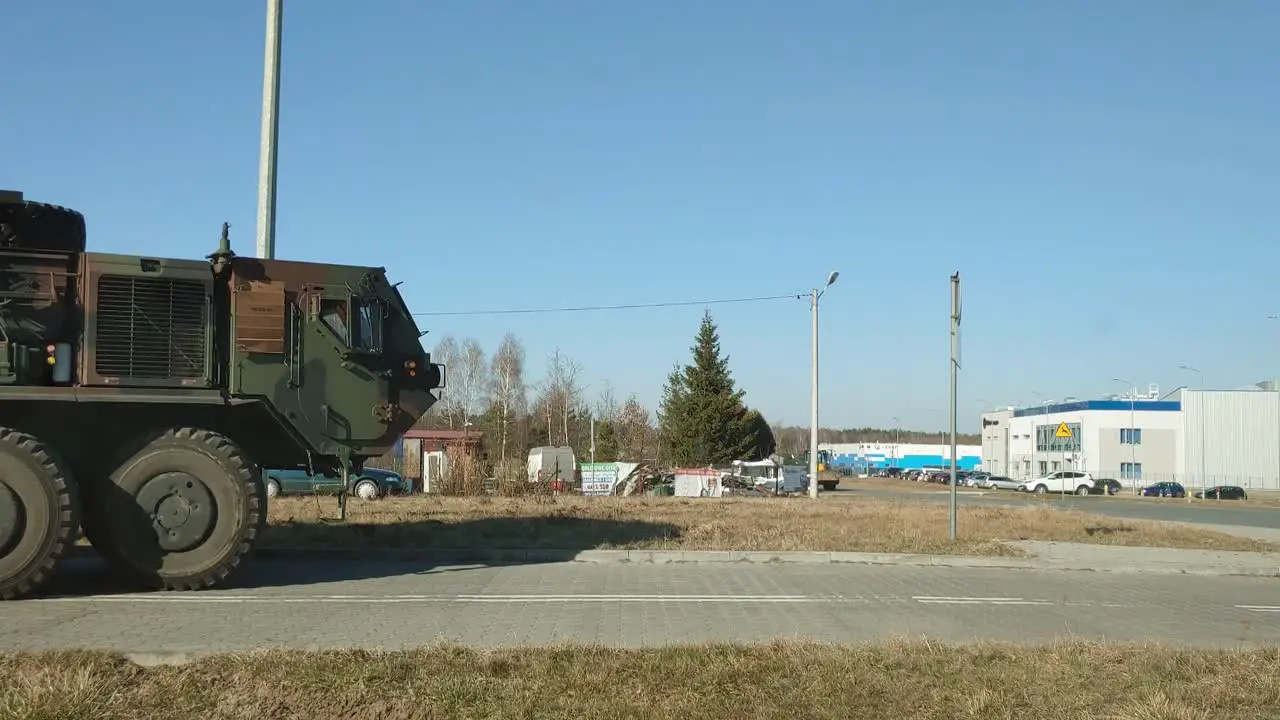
1054, 422, 1073, 439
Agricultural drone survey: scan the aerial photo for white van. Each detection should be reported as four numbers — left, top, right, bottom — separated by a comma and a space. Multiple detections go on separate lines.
527, 446, 578, 486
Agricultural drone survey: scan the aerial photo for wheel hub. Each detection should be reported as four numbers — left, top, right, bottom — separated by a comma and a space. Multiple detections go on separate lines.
0, 480, 21, 556
136, 471, 216, 553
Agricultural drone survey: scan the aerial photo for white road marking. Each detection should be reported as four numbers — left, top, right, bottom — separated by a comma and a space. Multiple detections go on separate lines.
31, 593, 832, 605
1235, 605, 1280, 613
912, 596, 1055, 606
21, 592, 1117, 609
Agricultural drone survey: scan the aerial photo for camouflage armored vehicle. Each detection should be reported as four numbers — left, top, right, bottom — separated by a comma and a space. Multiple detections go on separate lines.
0, 191, 443, 600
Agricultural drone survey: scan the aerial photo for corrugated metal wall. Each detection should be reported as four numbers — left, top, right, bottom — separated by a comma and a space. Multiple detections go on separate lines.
1182, 390, 1280, 490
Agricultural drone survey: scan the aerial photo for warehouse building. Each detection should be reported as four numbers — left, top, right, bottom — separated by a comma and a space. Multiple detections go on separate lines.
820, 442, 982, 473
980, 381, 1280, 491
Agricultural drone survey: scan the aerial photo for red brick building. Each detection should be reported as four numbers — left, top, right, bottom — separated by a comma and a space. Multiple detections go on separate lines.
397, 429, 486, 490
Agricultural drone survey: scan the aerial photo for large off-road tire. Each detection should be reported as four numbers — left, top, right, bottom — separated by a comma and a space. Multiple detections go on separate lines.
82, 427, 265, 592
0, 200, 87, 253
0, 427, 80, 601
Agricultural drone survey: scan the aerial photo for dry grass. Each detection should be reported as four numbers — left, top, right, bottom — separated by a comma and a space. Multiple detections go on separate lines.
3, 639, 1278, 719
262, 495, 1277, 556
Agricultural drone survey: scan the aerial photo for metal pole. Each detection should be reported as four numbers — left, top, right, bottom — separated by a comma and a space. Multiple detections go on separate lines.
949, 272, 961, 541
893, 417, 900, 469
256, 0, 284, 260
1181, 365, 1206, 492
1130, 389, 1135, 486
809, 287, 820, 499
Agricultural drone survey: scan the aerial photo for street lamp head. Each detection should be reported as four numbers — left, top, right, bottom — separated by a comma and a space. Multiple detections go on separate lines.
826, 271, 839, 287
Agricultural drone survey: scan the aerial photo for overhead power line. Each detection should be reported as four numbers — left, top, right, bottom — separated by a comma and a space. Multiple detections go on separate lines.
412, 293, 803, 317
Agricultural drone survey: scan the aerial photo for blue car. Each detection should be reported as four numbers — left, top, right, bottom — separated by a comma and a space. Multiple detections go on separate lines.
262, 466, 408, 500
1139, 481, 1186, 498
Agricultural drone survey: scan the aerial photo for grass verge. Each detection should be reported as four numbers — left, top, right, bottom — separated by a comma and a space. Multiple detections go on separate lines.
262, 495, 1277, 555
4, 640, 1278, 720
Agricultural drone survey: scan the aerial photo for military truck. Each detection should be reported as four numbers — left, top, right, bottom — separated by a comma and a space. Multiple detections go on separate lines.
0, 191, 443, 600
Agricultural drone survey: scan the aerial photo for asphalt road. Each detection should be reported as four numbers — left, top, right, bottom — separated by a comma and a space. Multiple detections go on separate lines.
3, 556, 1278, 656
843, 484, 1280, 529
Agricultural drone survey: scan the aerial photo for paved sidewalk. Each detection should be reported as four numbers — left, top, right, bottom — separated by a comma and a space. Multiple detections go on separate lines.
250, 541, 1280, 578
7, 559, 1280, 655
1002, 541, 1280, 577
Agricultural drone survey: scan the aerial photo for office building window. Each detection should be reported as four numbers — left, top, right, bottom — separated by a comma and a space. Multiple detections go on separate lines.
1120, 462, 1143, 480
1120, 428, 1142, 445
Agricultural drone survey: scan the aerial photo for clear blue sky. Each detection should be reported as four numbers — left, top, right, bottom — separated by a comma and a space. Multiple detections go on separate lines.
5, 1, 1277, 432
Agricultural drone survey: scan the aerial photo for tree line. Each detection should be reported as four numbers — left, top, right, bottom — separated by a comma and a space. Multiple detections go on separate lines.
413, 311, 978, 470
769, 427, 981, 456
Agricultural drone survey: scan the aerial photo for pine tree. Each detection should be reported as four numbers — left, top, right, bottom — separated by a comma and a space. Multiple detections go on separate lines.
659, 311, 756, 466
744, 409, 777, 460
593, 419, 619, 462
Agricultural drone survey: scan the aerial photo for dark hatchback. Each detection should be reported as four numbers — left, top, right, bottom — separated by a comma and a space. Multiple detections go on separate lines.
1139, 481, 1186, 498
1194, 485, 1249, 501
1089, 478, 1123, 496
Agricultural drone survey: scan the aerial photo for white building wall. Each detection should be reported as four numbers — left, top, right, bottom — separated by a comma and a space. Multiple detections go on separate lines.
1004, 406, 1182, 483
980, 408, 1015, 476
1182, 389, 1280, 490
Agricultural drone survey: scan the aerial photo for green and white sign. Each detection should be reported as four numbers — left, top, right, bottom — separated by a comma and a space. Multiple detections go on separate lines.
580, 462, 618, 496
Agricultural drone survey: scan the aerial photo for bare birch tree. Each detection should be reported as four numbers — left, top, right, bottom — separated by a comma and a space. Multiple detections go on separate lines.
616, 394, 654, 462
595, 381, 620, 424
489, 332, 527, 462
432, 334, 461, 429
455, 338, 489, 427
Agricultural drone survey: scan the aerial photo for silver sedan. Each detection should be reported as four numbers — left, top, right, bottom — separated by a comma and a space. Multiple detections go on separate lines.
981, 475, 1022, 491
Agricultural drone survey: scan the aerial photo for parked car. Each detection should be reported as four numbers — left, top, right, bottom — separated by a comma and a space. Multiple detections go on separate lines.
262, 466, 408, 500
1139, 481, 1186, 498
1018, 471, 1095, 496
1090, 478, 1123, 496
981, 475, 1022, 491
1194, 485, 1248, 500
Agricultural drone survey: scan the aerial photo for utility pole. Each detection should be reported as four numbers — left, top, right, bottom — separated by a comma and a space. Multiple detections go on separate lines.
808, 271, 839, 499
256, 0, 284, 260
949, 272, 961, 541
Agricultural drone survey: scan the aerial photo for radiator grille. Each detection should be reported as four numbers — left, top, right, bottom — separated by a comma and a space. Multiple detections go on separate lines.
94, 275, 207, 380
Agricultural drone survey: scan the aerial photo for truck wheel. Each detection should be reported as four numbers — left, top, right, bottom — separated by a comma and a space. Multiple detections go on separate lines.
0, 200, 87, 253
84, 427, 264, 592
0, 428, 80, 600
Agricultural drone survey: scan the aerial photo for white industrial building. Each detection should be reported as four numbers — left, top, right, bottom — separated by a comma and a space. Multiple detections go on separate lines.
980, 382, 1280, 491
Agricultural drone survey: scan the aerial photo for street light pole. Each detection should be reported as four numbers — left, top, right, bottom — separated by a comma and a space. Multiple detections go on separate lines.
809, 271, 839, 500
948, 272, 961, 542
892, 416, 901, 469
1112, 378, 1136, 490
256, 0, 284, 260
1179, 364, 1206, 491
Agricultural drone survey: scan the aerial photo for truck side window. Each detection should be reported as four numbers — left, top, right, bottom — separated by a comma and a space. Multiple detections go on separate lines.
353, 298, 384, 351
320, 298, 349, 344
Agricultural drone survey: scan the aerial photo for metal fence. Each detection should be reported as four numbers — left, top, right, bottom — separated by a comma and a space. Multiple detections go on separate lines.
1088, 469, 1276, 491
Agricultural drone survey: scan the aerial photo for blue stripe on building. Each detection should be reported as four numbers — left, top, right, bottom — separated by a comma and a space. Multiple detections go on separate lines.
1012, 400, 1180, 417
830, 453, 982, 471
